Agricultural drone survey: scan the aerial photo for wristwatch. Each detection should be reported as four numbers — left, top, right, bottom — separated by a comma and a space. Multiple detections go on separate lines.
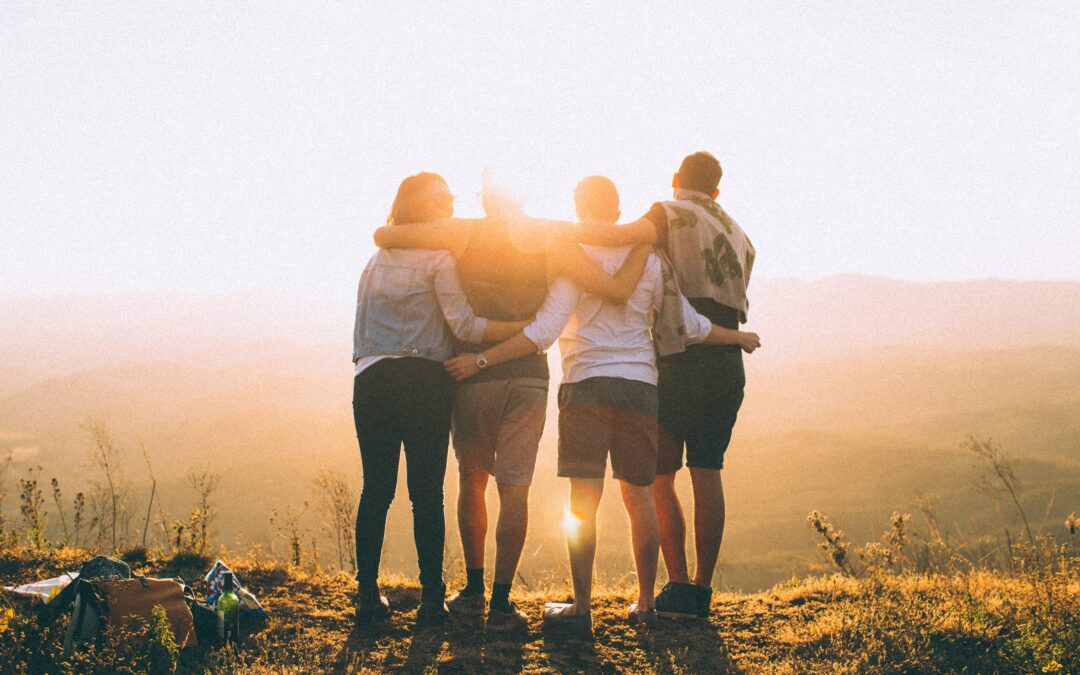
476, 352, 489, 370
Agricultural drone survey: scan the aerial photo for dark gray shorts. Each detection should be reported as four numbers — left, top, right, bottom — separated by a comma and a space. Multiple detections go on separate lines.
657, 346, 745, 473
557, 377, 658, 487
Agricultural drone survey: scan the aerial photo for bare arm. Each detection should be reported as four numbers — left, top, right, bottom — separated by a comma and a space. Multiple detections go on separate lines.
563, 217, 658, 247
373, 218, 476, 258
677, 290, 761, 353
444, 278, 578, 381
482, 319, 530, 342
703, 325, 761, 353
547, 241, 651, 304
443, 333, 539, 381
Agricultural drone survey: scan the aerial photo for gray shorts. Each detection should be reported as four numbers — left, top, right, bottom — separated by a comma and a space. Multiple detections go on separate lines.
557, 376, 659, 487
451, 377, 548, 486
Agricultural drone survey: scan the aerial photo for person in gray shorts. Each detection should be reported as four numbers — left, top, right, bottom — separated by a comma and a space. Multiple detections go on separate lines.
446, 176, 759, 630
373, 176, 650, 631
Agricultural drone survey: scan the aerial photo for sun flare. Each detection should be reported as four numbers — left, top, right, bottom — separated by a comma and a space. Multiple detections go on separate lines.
561, 510, 581, 539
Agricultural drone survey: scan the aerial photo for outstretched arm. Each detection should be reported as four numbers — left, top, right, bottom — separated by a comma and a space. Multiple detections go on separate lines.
561, 217, 658, 247
373, 218, 477, 258
547, 241, 651, 305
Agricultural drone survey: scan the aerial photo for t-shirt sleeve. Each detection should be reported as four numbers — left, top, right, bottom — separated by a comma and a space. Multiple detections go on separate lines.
642, 202, 669, 251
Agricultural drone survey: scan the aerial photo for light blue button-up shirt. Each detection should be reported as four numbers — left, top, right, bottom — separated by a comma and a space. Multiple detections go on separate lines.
352, 248, 489, 363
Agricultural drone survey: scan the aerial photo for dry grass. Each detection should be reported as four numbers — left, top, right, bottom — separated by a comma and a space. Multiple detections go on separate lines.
2, 547, 1077, 673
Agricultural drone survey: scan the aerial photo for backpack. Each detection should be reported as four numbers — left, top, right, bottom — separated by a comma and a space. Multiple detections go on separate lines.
62, 576, 197, 656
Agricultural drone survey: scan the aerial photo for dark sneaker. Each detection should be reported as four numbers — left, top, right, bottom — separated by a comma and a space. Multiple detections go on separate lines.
487, 601, 529, 632
355, 592, 390, 625
696, 585, 713, 619
416, 585, 449, 626
542, 603, 592, 633
655, 582, 700, 620
627, 602, 658, 627
447, 591, 487, 616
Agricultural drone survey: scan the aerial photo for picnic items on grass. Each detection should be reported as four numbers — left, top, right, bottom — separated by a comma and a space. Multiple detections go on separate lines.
204, 560, 268, 622
63, 576, 197, 656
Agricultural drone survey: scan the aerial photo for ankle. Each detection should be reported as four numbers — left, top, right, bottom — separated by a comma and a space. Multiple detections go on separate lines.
462, 567, 485, 596
568, 601, 591, 615
490, 582, 512, 610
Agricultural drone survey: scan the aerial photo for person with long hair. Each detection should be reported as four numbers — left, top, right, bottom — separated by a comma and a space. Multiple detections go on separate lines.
351, 172, 528, 627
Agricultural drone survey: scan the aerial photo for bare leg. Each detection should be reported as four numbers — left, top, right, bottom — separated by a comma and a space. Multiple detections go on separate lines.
689, 467, 725, 588
652, 471, 690, 583
493, 482, 529, 585
564, 478, 603, 615
457, 471, 489, 570
619, 480, 660, 610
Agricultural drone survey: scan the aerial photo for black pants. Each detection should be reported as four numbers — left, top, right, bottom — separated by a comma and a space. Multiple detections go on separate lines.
353, 358, 454, 594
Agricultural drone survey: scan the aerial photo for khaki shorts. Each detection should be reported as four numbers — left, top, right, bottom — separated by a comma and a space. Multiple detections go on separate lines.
451, 377, 548, 486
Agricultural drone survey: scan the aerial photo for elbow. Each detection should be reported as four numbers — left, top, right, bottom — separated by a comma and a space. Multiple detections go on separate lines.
372, 227, 389, 248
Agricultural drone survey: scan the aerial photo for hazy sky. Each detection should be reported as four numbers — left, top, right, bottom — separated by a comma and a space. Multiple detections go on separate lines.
2, 2, 1078, 308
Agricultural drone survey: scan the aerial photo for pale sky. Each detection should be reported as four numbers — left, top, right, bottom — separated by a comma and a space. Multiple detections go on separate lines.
2, 2, 1078, 310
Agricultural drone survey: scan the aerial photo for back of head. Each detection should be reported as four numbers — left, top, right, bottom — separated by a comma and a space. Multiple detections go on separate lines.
388, 172, 451, 225
677, 151, 722, 195
480, 167, 528, 221
574, 175, 620, 223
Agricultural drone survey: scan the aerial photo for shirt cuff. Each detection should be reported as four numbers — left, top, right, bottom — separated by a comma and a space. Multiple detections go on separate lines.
685, 313, 713, 344
467, 317, 489, 345
522, 322, 553, 352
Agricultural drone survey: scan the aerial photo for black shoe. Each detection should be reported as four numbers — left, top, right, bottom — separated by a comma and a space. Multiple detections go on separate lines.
655, 582, 700, 620
355, 590, 390, 625
416, 584, 449, 626
695, 585, 713, 619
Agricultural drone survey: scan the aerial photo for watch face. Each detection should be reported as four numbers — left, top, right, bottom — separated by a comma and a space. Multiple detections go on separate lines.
477, 354, 489, 368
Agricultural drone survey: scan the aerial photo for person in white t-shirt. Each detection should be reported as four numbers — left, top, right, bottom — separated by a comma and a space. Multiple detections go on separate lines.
444, 177, 760, 630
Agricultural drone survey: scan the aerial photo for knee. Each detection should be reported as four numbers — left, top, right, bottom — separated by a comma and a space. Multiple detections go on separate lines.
497, 483, 530, 509
409, 486, 444, 511
359, 483, 396, 511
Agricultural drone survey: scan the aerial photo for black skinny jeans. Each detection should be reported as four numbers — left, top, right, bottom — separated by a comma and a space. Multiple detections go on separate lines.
353, 357, 454, 595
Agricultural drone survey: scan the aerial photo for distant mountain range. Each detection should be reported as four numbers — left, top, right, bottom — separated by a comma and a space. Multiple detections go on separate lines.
748, 275, 1080, 362
4, 276, 1078, 376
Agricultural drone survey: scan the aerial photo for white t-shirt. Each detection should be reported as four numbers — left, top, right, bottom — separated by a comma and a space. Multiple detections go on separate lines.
521, 247, 712, 386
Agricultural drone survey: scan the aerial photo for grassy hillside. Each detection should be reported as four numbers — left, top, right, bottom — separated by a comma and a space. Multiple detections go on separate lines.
3, 345, 1077, 592
1, 547, 1077, 673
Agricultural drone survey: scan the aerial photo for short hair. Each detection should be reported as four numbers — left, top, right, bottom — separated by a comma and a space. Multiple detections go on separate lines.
574, 175, 620, 222
387, 172, 449, 225
677, 151, 722, 194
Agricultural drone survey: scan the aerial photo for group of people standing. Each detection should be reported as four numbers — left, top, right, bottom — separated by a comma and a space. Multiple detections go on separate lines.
350, 151, 760, 633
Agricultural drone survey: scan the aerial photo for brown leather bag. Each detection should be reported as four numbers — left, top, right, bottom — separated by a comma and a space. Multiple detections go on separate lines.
95, 577, 197, 649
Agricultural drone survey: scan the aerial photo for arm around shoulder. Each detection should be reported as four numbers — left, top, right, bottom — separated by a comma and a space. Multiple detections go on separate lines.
373, 218, 473, 257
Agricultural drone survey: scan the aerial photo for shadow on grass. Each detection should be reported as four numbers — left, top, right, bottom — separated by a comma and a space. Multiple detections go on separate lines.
541, 623, 600, 672
635, 619, 742, 673
443, 614, 528, 672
